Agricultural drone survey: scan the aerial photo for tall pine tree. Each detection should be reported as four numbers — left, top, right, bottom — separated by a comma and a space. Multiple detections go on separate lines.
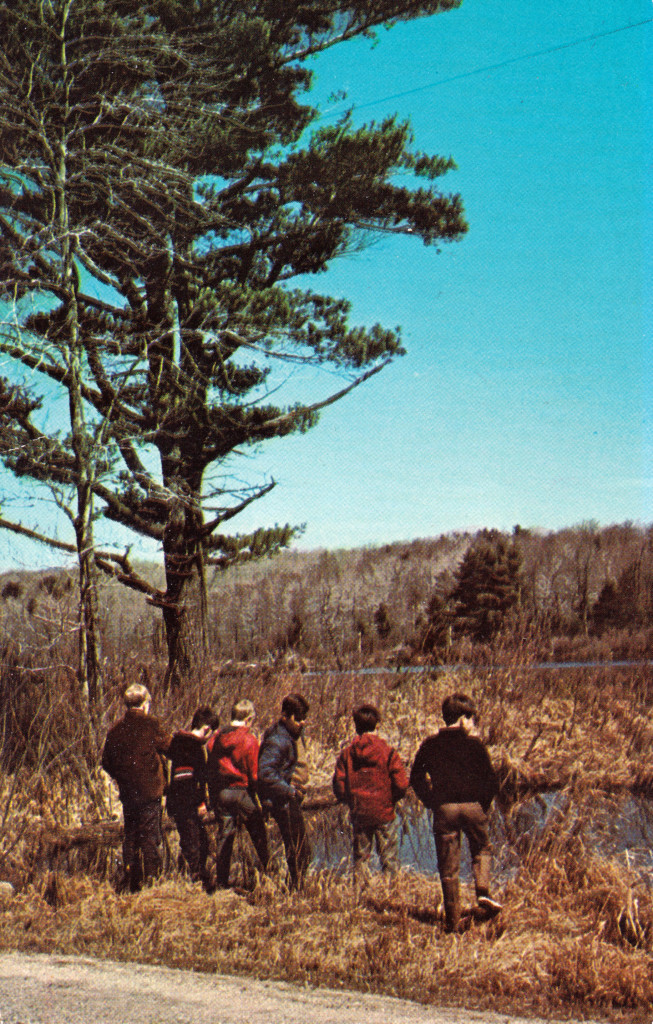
451, 531, 523, 643
0, 0, 467, 688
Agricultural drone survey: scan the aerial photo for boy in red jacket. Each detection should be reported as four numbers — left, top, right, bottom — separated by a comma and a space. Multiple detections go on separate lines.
332, 704, 408, 886
207, 698, 269, 888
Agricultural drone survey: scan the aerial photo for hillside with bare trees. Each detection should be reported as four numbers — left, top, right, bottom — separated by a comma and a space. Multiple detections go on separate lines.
0, 522, 651, 682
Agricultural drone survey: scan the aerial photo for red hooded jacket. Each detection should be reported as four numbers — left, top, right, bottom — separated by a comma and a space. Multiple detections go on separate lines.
333, 732, 408, 827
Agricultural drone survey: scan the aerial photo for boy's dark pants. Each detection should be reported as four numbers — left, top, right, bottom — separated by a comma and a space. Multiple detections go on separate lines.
433, 802, 491, 931
214, 787, 269, 887
122, 798, 163, 892
172, 809, 209, 884
270, 800, 310, 889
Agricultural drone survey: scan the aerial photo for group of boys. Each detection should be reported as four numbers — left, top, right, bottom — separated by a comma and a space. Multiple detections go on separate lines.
102, 685, 501, 933
101, 687, 310, 895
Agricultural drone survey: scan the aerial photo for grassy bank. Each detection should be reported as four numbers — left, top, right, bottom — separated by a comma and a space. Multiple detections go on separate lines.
0, 832, 651, 1024
1, 663, 652, 1021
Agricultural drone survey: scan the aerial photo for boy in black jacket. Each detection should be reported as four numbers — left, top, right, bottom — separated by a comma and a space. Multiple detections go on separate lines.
166, 705, 217, 890
101, 683, 172, 893
410, 693, 501, 933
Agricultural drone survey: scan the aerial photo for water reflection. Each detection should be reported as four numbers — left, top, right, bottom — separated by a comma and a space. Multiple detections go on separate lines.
309, 793, 653, 882
306, 660, 653, 679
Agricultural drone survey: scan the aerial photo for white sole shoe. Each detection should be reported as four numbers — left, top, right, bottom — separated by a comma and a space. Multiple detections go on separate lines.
477, 895, 502, 917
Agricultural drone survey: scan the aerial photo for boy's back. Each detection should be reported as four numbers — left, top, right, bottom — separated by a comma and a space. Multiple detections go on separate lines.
410, 728, 497, 812
167, 729, 208, 818
334, 731, 408, 826
102, 707, 171, 805
207, 725, 258, 788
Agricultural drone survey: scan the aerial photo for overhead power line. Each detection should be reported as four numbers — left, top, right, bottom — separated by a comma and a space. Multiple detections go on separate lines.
318, 17, 653, 120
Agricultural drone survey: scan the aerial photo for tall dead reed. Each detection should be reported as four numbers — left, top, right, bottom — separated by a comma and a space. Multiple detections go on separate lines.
1, 819, 651, 1022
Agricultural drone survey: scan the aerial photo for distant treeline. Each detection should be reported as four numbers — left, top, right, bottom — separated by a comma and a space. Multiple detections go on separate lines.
1, 521, 651, 671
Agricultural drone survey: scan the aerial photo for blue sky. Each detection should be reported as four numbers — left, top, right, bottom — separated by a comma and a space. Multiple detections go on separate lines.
231, 0, 652, 551
0, 0, 650, 568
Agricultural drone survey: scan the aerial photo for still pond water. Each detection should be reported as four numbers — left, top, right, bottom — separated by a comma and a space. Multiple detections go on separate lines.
305, 662, 652, 882
310, 791, 653, 883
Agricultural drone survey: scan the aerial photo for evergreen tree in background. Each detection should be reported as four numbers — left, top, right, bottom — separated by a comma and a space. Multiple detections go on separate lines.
0, 0, 467, 689
591, 580, 625, 633
451, 531, 523, 643
420, 589, 452, 655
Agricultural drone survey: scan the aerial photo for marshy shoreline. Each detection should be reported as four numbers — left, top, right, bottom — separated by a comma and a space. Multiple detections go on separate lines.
1, 661, 652, 1023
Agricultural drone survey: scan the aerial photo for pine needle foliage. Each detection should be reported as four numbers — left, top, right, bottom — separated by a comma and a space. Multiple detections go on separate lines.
0, 0, 467, 686
451, 530, 523, 642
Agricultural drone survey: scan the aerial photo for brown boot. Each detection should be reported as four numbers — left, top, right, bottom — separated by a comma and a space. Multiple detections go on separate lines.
441, 877, 461, 933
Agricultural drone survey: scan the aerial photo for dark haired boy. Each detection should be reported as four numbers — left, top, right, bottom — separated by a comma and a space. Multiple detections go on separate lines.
333, 703, 408, 885
410, 692, 501, 933
258, 693, 311, 889
166, 705, 216, 890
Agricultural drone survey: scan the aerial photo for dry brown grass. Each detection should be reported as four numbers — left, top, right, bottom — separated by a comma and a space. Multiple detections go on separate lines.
1, 812, 652, 1023
1, 661, 653, 1022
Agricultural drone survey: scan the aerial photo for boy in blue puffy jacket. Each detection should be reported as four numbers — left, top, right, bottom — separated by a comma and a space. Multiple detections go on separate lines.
258, 693, 310, 889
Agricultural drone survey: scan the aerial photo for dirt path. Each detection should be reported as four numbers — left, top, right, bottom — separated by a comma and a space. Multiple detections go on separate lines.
0, 952, 605, 1024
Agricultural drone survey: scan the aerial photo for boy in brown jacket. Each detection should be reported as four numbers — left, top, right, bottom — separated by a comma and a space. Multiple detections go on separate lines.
101, 683, 171, 892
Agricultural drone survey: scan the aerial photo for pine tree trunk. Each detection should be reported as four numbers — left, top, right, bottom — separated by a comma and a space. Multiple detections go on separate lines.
161, 497, 208, 690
